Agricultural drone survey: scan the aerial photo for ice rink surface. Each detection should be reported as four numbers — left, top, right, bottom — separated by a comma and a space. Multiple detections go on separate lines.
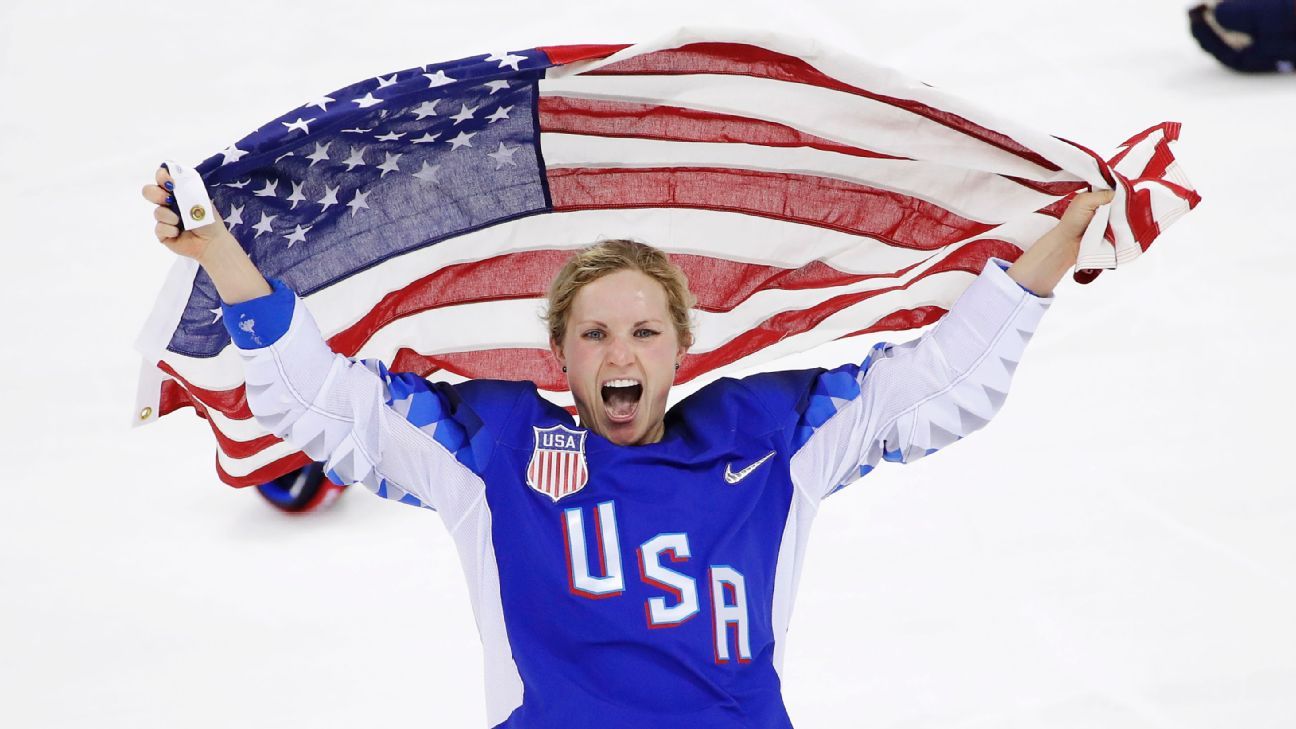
2, 1, 1293, 726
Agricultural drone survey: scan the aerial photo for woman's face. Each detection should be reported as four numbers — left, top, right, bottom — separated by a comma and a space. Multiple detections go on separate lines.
550, 268, 688, 446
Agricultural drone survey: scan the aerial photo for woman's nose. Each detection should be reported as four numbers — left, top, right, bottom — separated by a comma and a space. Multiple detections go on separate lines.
606, 335, 634, 365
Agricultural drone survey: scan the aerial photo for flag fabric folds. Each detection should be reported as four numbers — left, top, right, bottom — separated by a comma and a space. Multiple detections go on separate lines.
133, 26, 1200, 488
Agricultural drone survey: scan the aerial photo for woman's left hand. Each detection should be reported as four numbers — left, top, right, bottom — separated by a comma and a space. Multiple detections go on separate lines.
1006, 189, 1115, 296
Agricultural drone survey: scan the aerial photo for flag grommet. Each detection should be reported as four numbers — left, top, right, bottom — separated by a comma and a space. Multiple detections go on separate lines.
190, 205, 206, 221
139, 406, 153, 421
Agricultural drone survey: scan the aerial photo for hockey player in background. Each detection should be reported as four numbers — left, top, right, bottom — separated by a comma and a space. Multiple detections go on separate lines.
1190, 0, 1296, 71
143, 167, 1112, 727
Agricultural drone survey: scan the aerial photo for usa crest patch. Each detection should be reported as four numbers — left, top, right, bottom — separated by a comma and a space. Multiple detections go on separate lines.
526, 425, 589, 502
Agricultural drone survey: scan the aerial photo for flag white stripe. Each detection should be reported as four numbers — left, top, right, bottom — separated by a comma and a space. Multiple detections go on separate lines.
539, 132, 1058, 224
538, 74, 1082, 182
540, 26, 1103, 180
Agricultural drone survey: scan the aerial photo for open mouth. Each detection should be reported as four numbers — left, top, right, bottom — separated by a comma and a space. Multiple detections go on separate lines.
600, 378, 643, 424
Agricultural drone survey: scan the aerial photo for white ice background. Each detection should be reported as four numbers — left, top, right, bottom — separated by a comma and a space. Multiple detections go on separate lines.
1, 1, 1293, 727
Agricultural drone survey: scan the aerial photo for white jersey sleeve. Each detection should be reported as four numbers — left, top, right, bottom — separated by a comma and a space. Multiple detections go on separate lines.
224, 281, 500, 520
783, 257, 1053, 501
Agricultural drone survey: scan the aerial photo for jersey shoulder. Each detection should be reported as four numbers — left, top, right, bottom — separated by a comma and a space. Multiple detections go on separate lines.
391, 377, 564, 475
450, 378, 576, 444
666, 370, 828, 441
722, 364, 869, 453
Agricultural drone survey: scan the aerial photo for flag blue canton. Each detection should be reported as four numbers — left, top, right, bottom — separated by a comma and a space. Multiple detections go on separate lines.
168, 50, 555, 358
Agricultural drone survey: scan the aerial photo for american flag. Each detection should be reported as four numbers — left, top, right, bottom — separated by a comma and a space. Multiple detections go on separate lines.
133, 27, 1200, 488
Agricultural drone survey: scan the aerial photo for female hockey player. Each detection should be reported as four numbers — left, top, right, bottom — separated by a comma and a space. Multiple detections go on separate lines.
142, 166, 1112, 728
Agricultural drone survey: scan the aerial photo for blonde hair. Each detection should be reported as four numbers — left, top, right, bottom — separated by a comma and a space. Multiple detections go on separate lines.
545, 239, 696, 347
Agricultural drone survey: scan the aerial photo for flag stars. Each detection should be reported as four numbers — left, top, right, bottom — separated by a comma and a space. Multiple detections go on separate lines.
283, 224, 312, 248
282, 117, 316, 134
287, 181, 307, 208
412, 100, 440, 119
377, 152, 402, 177
412, 132, 440, 144
486, 105, 513, 123
423, 69, 454, 87
374, 131, 405, 142
486, 51, 526, 70
343, 146, 367, 171
305, 94, 335, 111
318, 185, 340, 211
306, 142, 330, 167
220, 144, 247, 165
447, 130, 476, 150
352, 92, 382, 108
209, 307, 223, 324
347, 189, 371, 216
254, 179, 279, 197
483, 80, 510, 94
451, 102, 480, 124
252, 212, 276, 236
413, 161, 440, 182
487, 142, 519, 169
375, 73, 399, 88
224, 204, 245, 228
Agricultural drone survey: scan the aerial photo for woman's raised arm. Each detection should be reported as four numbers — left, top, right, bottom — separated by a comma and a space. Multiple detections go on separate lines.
139, 166, 507, 519
746, 191, 1115, 501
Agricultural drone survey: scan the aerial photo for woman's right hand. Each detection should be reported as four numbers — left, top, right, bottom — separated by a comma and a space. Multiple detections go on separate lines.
140, 165, 232, 261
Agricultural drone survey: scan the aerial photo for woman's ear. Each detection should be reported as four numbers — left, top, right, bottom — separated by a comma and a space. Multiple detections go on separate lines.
549, 338, 566, 370
676, 332, 693, 361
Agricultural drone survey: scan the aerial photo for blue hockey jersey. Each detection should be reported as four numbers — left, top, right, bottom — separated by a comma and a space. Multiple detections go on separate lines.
222, 256, 1051, 727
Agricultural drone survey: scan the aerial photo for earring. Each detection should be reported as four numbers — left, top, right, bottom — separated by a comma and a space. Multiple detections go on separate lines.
675, 362, 680, 370
562, 366, 567, 373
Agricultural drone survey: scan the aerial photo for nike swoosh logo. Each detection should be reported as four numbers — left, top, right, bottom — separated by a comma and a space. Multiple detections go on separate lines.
724, 451, 777, 485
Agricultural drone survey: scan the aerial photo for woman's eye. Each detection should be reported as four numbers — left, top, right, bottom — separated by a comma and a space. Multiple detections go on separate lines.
635, 328, 659, 338
583, 330, 604, 340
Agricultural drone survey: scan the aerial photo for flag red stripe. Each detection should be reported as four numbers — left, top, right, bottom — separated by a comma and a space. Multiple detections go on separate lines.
585, 42, 1062, 173
537, 43, 629, 66
1116, 121, 1181, 152
159, 378, 195, 417
836, 305, 950, 340
1127, 186, 1161, 252
678, 242, 1019, 376
328, 249, 572, 356
328, 248, 929, 356
999, 176, 1087, 197
215, 450, 313, 488
547, 166, 996, 248
537, 95, 908, 161
1146, 178, 1201, 208
159, 376, 284, 458
157, 360, 254, 420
